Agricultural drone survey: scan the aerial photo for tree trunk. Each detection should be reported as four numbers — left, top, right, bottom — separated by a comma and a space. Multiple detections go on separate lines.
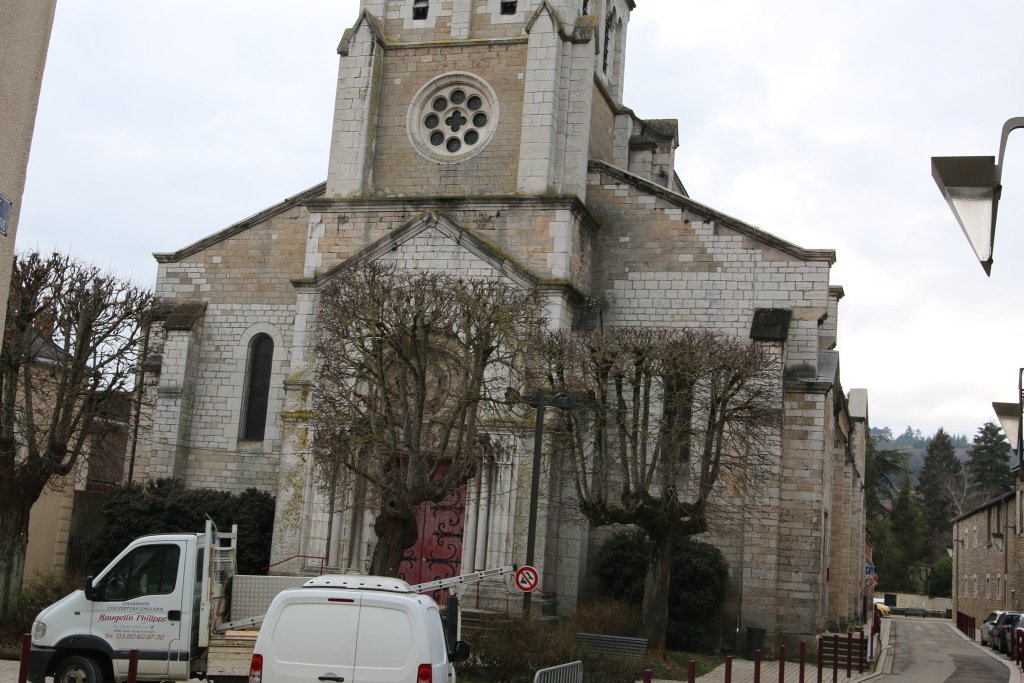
369, 508, 419, 577
0, 497, 32, 622
642, 534, 674, 656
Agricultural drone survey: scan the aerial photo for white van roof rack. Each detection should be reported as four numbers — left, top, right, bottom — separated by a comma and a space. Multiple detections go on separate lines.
300, 565, 517, 594
302, 575, 414, 592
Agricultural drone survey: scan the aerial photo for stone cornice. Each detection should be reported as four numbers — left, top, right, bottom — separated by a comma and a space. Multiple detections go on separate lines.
783, 378, 834, 394
307, 193, 603, 237
154, 182, 326, 264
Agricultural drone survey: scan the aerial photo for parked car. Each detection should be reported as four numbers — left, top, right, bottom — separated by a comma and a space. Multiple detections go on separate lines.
994, 612, 1023, 653
983, 610, 1005, 647
1011, 619, 1024, 659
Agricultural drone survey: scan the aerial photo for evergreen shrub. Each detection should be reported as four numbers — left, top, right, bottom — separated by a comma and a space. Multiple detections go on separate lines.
86, 478, 275, 575
591, 528, 728, 651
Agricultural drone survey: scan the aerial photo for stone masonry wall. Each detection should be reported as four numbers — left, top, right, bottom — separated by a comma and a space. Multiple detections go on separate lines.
586, 167, 833, 354
954, 498, 1018, 626
776, 387, 829, 641
368, 42, 527, 197
588, 84, 615, 165
305, 201, 593, 291
137, 206, 310, 493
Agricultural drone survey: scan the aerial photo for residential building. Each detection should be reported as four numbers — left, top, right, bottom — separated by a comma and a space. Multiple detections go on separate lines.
953, 490, 1019, 624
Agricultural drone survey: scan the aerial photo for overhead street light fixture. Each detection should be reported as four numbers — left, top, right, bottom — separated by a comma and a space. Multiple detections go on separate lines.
932, 117, 1024, 275
993, 369, 1024, 473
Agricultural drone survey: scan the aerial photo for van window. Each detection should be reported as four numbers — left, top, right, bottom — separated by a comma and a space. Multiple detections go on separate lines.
271, 603, 359, 665
354, 606, 414, 669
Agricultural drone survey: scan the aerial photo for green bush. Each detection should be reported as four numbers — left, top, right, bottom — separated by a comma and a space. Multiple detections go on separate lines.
86, 479, 275, 575
460, 606, 647, 683
927, 555, 952, 598
591, 529, 728, 651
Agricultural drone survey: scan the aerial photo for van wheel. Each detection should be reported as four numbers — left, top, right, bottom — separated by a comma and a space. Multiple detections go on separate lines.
55, 655, 106, 683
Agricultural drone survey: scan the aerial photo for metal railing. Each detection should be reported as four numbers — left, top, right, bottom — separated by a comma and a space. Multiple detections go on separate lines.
533, 660, 583, 683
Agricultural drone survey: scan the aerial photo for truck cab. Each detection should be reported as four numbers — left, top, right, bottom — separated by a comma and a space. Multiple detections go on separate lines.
29, 525, 228, 683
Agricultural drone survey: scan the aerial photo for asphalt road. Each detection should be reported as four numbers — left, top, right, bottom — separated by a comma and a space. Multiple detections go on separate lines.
888, 617, 1012, 683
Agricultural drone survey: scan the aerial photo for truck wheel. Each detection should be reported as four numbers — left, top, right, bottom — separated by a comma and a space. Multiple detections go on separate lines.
55, 655, 105, 683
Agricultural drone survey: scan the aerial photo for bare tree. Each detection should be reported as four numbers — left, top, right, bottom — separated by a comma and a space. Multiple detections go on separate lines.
311, 262, 540, 576
531, 327, 780, 653
0, 252, 152, 621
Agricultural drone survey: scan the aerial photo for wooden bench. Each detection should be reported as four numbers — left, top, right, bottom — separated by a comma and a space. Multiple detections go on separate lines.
575, 632, 648, 659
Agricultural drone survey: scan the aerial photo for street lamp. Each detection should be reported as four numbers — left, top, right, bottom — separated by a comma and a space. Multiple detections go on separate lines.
932, 117, 1024, 275
992, 370, 1024, 473
505, 388, 576, 613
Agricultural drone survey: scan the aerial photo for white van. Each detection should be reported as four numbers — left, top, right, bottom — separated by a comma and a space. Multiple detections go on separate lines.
248, 575, 470, 683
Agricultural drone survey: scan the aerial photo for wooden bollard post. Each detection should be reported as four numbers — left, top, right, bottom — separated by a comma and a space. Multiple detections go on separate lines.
18, 634, 31, 683
688, 660, 696, 683
725, 655, 733, 683
817, 636, 823, 683
754, 649, 761, 683
845, 631, 852, 678
799, 640, 806, 683
643, 669, 653, 683
832, 634, 839, 683
128, 649, 139, 683
779, 643, 786, 683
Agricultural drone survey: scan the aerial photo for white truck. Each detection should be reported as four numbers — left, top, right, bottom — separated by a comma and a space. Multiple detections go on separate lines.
28, 522, 512, 683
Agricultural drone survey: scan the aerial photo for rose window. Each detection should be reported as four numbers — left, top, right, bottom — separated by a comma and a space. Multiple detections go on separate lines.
408, 73, 498, 163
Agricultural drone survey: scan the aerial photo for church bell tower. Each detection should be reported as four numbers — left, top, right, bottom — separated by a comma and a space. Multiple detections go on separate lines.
327, 0, 633, 200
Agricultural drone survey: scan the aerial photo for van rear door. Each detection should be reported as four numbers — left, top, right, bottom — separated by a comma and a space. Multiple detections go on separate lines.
351, 592, 423, 682
260, 592, 360, 683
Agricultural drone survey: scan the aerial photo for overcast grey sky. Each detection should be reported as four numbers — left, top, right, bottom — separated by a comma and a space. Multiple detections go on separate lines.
17, 1, 1024, 438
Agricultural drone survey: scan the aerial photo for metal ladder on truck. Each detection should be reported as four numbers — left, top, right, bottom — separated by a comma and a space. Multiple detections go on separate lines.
217, 564, 518, 632
411, 565, 518, 646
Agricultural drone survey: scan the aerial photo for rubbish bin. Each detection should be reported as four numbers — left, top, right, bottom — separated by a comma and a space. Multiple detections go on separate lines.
744, 626, 766, 660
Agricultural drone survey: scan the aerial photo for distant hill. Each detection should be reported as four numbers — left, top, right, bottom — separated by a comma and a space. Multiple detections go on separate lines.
869, 426, 970, 484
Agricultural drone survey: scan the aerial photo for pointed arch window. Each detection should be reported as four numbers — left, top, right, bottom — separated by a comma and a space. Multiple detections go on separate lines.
241, 333, 274, 441
603, 9, 616, 73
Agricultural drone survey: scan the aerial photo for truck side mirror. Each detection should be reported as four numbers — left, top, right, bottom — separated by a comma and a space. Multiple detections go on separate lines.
83, 576, 98, 601
449, 640, 471, 663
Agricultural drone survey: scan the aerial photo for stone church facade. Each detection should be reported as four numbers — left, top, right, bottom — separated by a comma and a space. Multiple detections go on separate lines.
132, 0, 869, 651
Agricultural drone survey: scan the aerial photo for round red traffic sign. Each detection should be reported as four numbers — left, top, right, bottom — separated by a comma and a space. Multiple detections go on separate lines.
514, 565, 540, 592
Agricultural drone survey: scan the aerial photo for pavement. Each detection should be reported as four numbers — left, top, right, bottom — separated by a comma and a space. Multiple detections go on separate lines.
0, 618, 1020, 683
684, 618, 892, 683
0, 657, 22, 683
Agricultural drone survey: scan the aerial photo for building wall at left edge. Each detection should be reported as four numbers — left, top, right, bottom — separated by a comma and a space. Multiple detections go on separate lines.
1, 1, 59, 587
0, 1, 58, 350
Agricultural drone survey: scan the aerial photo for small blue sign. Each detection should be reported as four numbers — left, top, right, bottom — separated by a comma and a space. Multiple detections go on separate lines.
0, 194, 10, 237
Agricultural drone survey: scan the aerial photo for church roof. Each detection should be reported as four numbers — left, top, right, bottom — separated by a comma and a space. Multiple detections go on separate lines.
589, 160, 836, 265
153, 182, 326, 264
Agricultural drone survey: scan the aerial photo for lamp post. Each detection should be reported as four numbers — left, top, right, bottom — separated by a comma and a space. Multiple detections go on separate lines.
992, 370, 1024, 474
508, 388, 575, 614
932, 117, 1024, 275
